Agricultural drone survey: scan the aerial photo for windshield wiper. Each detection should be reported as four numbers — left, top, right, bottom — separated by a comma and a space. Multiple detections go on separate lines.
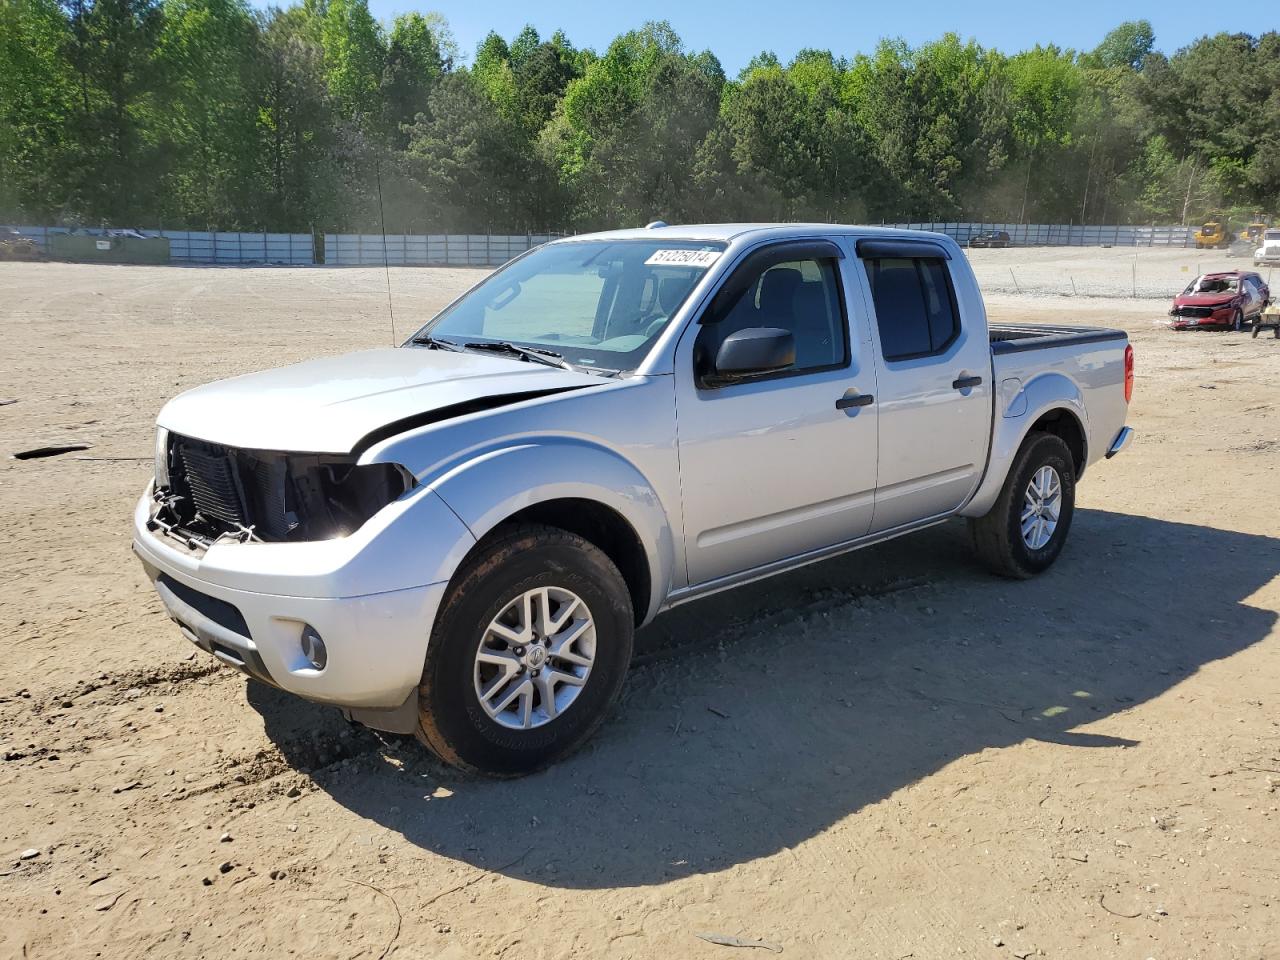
460, 340, 578, 371
409, 334, 464, 351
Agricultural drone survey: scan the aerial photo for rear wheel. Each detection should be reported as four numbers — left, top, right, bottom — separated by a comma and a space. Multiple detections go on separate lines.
415, 523, 634, 776
969, 432, 1076, 579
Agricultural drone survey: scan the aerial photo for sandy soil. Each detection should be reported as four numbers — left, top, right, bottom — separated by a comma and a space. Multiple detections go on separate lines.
2, 252, 1279, 960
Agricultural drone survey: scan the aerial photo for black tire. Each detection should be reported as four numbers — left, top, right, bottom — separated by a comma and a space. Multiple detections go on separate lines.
969, 432, 1077, 580
1232, 308, 1244, 332
415, 522, 634, 776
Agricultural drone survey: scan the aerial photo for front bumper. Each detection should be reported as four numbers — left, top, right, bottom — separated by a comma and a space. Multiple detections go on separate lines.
1170, 312, 1231, 329
133, 483, 472, 710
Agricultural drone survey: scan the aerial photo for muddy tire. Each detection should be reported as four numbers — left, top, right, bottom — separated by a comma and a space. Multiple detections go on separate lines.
415, 523, 633, 776
969, 432, 1076, 580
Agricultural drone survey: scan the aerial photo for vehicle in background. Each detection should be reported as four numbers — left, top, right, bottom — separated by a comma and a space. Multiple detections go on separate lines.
1238, 217, 1269, 246
134, 223, 1134, 775
0, 227, 43, 260
1255, 228, 1280, 266
1195, 219, 1230, 249
1169, 270, 1270, 331
968, 230, 1012, 249
1253, 302, 1280, 339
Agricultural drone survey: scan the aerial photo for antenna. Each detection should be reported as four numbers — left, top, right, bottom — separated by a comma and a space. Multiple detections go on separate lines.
374, 158, 397, 346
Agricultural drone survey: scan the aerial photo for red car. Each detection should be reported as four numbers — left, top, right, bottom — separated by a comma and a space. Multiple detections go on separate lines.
1170, 270, 1270, 331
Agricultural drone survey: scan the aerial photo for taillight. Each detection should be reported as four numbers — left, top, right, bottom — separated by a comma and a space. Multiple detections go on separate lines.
1124, 344, 1134, 404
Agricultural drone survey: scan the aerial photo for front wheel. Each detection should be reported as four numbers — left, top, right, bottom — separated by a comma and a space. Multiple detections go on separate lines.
969, 432, 1077, 579
415, 523, 634, 776
1232, 308, 1244, 332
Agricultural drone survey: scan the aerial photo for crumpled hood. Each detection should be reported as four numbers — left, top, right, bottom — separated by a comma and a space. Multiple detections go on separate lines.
1174, 293, 1234, 308
157, 347, 606, 453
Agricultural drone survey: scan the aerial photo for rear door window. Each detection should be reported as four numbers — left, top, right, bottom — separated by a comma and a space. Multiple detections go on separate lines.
863, 257, 960, 361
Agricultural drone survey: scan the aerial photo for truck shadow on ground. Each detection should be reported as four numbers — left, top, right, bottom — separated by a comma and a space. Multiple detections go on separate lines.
249, 508, 1279, 890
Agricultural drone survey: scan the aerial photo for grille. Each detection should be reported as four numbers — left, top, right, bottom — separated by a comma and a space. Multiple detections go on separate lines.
1176, 306, 1214, 318
178, 440, 247, 527
158, 433, 405, 544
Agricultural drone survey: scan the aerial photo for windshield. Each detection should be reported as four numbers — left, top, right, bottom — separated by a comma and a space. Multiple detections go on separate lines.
1184, 275, 1238, 295
407, 239, 726, 373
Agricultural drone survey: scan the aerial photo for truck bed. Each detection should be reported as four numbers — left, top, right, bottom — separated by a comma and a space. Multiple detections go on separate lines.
989, 323, 1127, 354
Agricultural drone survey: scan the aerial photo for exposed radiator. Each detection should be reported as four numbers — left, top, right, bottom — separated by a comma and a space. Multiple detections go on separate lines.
177, 440, 247, 527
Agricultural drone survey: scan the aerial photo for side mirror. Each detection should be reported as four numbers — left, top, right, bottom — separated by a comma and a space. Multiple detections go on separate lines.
711, 327, 795, 382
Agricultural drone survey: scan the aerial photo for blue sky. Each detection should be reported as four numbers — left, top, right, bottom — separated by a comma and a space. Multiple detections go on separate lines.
355, 0, 1274, 72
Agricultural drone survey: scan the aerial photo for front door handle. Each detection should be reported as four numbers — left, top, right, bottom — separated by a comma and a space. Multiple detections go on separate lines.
835, 393, 874, 410
952, 375, 983, 390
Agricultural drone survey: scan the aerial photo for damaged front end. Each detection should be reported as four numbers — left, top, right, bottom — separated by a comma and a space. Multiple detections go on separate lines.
149, 429, 415, 550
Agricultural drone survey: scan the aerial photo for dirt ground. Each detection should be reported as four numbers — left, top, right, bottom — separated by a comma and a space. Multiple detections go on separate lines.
2, 250, 1278, 960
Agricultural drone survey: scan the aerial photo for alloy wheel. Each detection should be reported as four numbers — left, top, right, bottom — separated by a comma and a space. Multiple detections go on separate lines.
1021, 465, 1062, 551
472, 586, 596, 730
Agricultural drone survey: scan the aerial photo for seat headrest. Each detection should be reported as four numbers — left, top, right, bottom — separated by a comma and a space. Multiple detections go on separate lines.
759, 268, 803, 317
658, 276, 695, 314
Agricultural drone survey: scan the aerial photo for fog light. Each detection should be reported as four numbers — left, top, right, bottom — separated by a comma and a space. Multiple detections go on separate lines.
300, 625, 327, 670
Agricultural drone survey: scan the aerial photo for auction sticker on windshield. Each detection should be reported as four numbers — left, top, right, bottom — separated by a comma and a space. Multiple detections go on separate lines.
644, 249, 722, 268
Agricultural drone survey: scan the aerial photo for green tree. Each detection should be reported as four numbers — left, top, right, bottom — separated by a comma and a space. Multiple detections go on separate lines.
59, 0, 166, 222
551, 22, 724, 226
255, 5, 340, 230
381, 11, 449, 144
317, 0, 383, 127
406, 70, 556, 230
155, 0, 260, 227
1139, 33, 1280, 213
1087, 20, 1154, 71
1006, 45, 1079, 221
0, 0, 77, 220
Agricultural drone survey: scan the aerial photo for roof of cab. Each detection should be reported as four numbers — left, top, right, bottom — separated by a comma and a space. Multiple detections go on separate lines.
553, 223, 954, 245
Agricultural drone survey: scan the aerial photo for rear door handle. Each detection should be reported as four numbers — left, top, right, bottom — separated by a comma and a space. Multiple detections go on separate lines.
835, 393, 874, 410
952, 375, 983, 390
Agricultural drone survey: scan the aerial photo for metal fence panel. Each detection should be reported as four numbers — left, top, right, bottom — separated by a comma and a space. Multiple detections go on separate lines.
0, 226, 314, 263
322, 232, 557, 266
881, 221, 1201, 248
6, 224, 1214, 264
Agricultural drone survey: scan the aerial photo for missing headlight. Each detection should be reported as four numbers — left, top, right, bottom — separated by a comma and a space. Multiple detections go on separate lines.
155, 434, 416, 545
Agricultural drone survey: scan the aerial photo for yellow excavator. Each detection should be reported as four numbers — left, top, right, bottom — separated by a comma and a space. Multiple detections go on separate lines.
1238, 215, 1270, 246
1195, 217, 1230, 249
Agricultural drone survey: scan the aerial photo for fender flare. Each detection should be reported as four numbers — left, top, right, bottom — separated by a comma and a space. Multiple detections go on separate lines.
960, 372, 1088, 519
415, 440, 676, 623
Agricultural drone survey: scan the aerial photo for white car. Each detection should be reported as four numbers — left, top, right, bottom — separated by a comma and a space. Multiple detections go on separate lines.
134, 224, 1134, 775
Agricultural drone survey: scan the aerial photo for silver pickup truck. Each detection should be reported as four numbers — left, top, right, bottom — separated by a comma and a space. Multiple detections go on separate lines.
134, 224, 1134, 775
